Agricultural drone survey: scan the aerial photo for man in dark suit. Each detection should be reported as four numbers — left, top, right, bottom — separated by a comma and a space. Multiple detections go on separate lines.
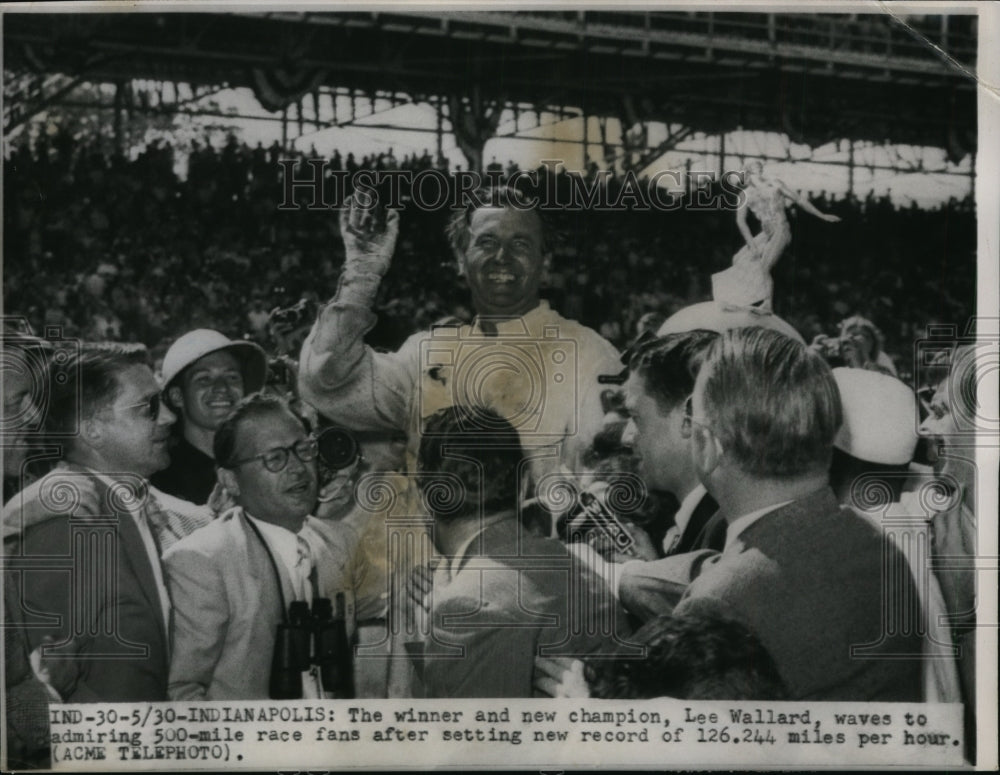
408, 405, 629, 698
677, 327, 923, 700
5, 348, 176, 702
604, 331, 727, 620
622, 332, 724, 553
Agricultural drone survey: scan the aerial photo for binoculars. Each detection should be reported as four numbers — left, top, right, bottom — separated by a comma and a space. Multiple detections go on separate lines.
270, 593, 354, 700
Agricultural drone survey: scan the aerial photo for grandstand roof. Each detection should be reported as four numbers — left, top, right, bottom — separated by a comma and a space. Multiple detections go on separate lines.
3, 10, 977, 152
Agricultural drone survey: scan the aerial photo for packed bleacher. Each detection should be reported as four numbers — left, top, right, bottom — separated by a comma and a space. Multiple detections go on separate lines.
3, 134, 975, 381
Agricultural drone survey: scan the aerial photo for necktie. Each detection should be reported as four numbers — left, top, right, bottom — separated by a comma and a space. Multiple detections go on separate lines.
136, 487, 173, 646
141, 492, 170, 556
143, 488, 210, 553
295, 535, 318, 603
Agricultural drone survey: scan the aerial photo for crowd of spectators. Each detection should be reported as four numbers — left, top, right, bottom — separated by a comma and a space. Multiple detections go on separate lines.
4, 132, 976, 382
2, 132, 981, 767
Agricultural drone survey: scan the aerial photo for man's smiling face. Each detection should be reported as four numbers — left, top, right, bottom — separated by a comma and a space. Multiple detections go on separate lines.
176, 350, 245, 432
460, 206, 548, 318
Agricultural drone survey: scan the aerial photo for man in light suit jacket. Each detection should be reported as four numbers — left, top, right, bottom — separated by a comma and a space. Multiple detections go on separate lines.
164, 393, 367, 700
5, 348, 177, 702
678, 327, 923, 700
408, 405, 631, 698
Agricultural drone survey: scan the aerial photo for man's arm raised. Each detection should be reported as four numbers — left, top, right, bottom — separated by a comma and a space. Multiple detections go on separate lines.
298, 197, 414, 432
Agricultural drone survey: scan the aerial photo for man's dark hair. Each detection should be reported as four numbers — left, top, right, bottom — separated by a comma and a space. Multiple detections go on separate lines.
213, 392, 307, 469
629, 330, 720, 413
416, 405, 527, 519
44, 348, 136, 438
445, 184, 550, 258
586, 611, 788, 701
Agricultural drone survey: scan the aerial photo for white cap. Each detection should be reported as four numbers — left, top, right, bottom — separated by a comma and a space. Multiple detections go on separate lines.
161, 329, 267, 392
833, 367, 918, 465
656, 301, 804, 343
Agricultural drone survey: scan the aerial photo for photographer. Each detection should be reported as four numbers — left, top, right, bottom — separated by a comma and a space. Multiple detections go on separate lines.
809, 314, 897, 376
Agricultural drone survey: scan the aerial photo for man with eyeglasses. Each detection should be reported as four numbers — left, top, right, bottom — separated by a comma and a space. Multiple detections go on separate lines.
163, 393, 365, 700
4, 348, 177, 701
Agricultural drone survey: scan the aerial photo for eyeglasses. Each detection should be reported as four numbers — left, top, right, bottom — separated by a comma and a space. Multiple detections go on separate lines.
683, 394, 713, 432
118, 393, 162, 421
228, 437, 319, 473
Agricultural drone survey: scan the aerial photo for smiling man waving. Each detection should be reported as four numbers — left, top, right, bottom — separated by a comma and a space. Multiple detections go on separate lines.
297, 184, 620, 697
299, 185, 620, 512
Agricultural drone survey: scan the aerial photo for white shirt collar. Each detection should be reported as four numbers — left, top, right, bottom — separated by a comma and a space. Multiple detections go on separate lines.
245, 511, 308, 581
473, 300, 549, 336
673, 483, 707, 537
723, 500, 793, 551
446, 530, 480, 580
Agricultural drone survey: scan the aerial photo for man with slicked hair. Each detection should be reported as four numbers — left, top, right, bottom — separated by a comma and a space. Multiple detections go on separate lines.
677, 327, 923, 701
408, 405, 628, 698
5, 348, 176, 702
609, 331, 728, 622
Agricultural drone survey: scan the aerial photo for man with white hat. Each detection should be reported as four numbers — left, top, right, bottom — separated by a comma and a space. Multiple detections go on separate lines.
829, 366, 919, 508
829, 366, 962, 706
151, 329, 267, 504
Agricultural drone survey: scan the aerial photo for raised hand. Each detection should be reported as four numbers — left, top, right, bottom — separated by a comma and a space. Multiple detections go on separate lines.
338, 192, 400, 276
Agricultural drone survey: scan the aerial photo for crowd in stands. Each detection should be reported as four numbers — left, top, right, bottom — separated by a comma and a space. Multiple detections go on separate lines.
2, 133, 982, 769
4, 133, 975, 384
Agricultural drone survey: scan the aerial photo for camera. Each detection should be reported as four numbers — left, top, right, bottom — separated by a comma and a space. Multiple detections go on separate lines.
808, 333, 847, 368
418, 321, 578, 436
536, 471, 647, 555
316, 426, 361, 471
268, 297, 317, 332
563, 482, 636, 555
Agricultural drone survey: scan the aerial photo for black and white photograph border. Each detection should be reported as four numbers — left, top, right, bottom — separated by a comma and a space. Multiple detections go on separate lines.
1, 0, 997, 771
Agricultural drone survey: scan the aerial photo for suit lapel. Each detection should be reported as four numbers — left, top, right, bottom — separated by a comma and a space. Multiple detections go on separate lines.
679, 494, 720, 554
237, 510, 293, 618
105, 477, 168, 647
